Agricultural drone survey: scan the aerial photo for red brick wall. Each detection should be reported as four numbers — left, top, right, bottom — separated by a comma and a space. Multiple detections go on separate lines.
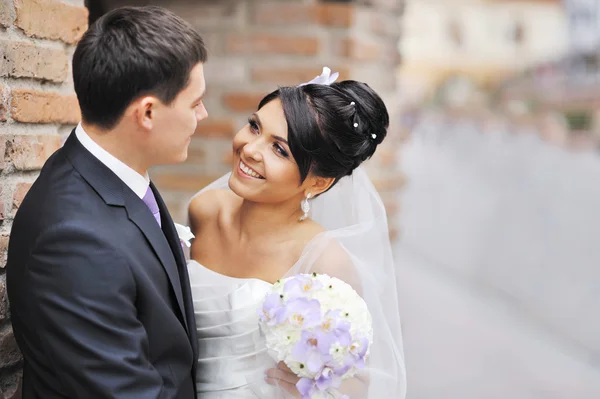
0, 0, 88, 395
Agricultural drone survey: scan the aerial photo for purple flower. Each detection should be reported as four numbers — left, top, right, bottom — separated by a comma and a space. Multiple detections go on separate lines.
344, 337, 370, 369
281, 297, 322, 329
315, 310, 352, 354
296, 366, 343, 399
296, 377, 316, 399
284, 274, 323, 300
291, 330, 332, 373
258, 293, 284, 326
315, 366, 342, 391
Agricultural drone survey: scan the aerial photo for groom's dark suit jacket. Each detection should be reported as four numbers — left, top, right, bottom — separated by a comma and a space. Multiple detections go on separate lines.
6, 131, 198, 398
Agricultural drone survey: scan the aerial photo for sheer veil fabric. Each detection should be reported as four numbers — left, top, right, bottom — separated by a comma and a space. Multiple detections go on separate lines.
188, 167, 406, 398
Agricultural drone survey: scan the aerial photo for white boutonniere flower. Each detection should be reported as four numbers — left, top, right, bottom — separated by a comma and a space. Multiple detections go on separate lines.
174, 223, 195, 247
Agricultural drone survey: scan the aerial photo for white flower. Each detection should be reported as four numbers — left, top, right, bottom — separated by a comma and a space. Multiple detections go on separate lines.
174, 223, 195, 247
298, 67, 339, 87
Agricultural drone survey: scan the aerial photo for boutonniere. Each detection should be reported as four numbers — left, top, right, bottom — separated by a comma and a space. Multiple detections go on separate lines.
174, 223, 195, 248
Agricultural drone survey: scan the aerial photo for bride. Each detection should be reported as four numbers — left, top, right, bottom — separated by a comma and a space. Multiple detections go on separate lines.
186, 69, 406, 398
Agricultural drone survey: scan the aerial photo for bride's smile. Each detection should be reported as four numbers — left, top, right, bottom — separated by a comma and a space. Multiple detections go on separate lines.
238, 159, 265, 179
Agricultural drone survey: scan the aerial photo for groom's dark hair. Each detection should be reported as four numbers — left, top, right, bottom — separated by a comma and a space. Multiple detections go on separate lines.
73, 6, 207, 130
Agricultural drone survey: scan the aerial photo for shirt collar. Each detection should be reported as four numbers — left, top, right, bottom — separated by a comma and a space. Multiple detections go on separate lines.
75, 123, 150, 199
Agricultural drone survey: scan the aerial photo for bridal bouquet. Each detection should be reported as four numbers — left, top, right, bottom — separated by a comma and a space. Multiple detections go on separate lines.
258, 273, 373, 399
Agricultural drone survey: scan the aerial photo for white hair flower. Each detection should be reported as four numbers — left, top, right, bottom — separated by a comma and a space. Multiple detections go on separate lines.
298, 67, 339, 87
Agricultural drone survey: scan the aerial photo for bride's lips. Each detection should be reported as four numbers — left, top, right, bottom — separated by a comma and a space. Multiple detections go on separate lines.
237, 159, 265, 180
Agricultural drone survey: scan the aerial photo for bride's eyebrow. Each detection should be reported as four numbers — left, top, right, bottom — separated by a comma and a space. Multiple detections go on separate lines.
252, 113, 262, 129
272, 135, 288, 145
253, 113, 288, 145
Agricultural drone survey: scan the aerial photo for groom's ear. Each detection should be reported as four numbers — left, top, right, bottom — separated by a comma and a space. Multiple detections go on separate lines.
135, 96, 157, 131
309, 176, 335, 197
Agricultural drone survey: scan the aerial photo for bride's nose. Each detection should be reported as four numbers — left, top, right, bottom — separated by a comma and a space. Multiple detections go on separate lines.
242, 139, 263, 163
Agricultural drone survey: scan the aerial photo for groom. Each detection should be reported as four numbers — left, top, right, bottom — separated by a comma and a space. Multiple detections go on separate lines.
6, 6, 206, 398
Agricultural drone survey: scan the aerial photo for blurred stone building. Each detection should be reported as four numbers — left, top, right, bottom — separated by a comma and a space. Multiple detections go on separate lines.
398, 0, 567, 105
0, 0, 404, 396
499, 0, 600, 143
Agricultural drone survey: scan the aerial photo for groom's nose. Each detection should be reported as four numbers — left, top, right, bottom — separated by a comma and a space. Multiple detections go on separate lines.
196, 102, 208, 121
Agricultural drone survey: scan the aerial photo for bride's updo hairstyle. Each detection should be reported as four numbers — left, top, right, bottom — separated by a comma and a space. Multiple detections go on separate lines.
258, 80, 388, 190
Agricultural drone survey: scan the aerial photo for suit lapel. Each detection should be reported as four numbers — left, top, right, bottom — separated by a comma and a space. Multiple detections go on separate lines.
155, 184, 186, 270
123, 189, 187, 331
152, 184, 199, 363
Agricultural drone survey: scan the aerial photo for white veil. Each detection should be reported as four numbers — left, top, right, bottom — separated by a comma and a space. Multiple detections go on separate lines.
191, 166, 407, 398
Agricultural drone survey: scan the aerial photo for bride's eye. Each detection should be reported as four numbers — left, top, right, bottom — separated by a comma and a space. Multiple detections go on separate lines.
273, 143, 289, 158
248, 118, 259, 134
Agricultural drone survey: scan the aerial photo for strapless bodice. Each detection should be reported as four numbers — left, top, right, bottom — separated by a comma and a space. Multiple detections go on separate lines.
187, 260, 283, 398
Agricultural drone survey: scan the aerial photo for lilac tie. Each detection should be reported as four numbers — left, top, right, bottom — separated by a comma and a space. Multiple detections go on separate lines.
142, 186, 161, 228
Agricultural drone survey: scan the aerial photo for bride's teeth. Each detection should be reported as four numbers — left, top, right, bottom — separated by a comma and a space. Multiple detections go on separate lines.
240, 161, 262, 179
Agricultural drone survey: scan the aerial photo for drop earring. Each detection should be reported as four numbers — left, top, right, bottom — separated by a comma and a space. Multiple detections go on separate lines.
299, 193, 312, 221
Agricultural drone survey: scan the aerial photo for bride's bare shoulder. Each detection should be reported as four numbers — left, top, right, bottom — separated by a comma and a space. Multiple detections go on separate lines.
188, 189, 239, 228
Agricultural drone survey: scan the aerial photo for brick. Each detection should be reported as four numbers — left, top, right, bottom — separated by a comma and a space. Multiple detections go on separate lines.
0, 138, 5, 171
0, 40, 68, 82
0, 82, 9, 121
194, 119, 236, 138
0, 326, 22, 368
4, 134, 61, 171
337, 37, 383, 61
203, 60, 246, 85
251, 66, 350, 86
316, 3, 354, 27
0, 185, 4, 222
0, 274, 7, 322
169, 2, 241, 29
226, 34, 319, 56
151, 173, 219, 193
222, 92, 265, 113
370, 11, 401, 37
253, 3, 317, 26
11, 89, 80, 124
15, 0, 88, 44
0, 0, 13, 28
12, 181, 32, 213
0, 233, 8, 266
252, 3, 353, 27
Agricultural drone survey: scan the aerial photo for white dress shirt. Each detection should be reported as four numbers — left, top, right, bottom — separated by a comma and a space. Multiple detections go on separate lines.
75, 123, 150, 199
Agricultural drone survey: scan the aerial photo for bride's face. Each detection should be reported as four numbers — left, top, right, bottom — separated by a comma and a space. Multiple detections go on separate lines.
229, 99, 308, 203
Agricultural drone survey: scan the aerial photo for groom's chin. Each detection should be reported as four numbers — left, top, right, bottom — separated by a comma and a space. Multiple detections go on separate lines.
158, 147, 189, 166
174, 149, 189, 164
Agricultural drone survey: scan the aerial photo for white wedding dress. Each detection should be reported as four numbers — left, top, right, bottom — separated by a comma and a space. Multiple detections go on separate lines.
187, 168, 407, 399
187, 260, 286, 398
